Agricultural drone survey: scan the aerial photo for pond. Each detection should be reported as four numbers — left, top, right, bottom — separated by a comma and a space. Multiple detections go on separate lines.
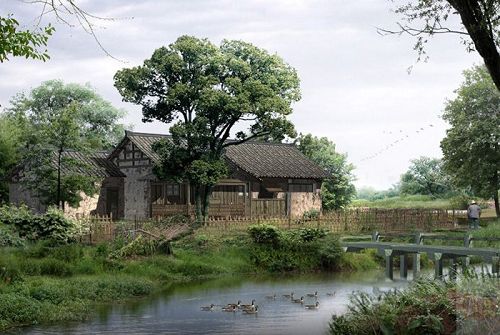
20, 270, 410, 335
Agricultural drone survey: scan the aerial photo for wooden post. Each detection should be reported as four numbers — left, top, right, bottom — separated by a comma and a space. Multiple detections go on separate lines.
385, 249, 394, 280
492, 256, 499, 276
464, 233, 472, 267
400, 254, 408, 279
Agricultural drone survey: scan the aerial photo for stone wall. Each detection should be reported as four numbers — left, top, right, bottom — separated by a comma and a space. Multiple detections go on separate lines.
290, 191, 322, 218
121, 166, 152, 220
8, 183, 46, 213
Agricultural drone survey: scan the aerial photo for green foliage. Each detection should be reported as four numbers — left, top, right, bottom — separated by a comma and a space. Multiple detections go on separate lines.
318, 238, 343, 270
302, 209, 320, 220
350, 194, 453, 209
0, 205, 76, 242
0, 225, 25, 247
399, 157, 452, 197
355, 185, 400, 201
248, 224, 281, 245
0, 114, 24, 203
298, 227, 326, 242
295, 134, 356, 210
114, 35, 300, 221
0, 15, 54, 62
329, 280, 457, 335
441, 65, 500, 217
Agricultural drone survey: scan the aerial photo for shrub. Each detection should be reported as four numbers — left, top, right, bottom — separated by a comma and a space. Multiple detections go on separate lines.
319, 239, 343, 270
303, 209, 320, 220
248, 224, 281, 245
0, 293, 43, 325
298, 228, 327, 242
0, 225, 25, 247
49, 244, 84, 262
158, 214, 190, 228
39, 258, 73, 277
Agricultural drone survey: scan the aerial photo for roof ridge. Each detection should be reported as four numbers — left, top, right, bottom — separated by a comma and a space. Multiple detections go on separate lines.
126, 130, 169, 137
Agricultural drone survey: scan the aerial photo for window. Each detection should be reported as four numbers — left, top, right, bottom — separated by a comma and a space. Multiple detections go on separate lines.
211, 185, 245, 204
152, 184, 164, 205
151, 183, 184, 205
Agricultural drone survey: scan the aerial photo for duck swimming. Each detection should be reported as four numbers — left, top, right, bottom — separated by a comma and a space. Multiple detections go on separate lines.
200, 304, 215, 311
292, 296, 304, 304
222, 305, 237, 312
304, 301, 320, 309
243, 306, 258, 314
306, 291, 318, 298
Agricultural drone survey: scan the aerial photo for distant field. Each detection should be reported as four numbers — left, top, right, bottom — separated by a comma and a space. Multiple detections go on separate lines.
350, 195, 498, 218
350, 195, 452, 209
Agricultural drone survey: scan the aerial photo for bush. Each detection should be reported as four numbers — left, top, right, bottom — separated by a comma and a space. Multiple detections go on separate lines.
108, 236, 159, 259
0, 205, 76, 242
319, 239, 343, 270
248, 224, 281, 245
303, 209, 320, 220
298, 228, 327, 242
0, 225, 25, 247
39, 258, 73, 277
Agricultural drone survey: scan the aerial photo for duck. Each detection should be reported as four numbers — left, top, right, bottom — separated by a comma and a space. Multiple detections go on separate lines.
243, 305, 258, 314
265, 293, 276, 300
225, 300, 241, 309
292, 296, 304, 304
222, 305, 237, 312
304, 301, 320, 309
200, 303, 215, 311
326, 291, 336, 297
306, 291, 318, 298
282, 292, 294, 299
240, 299, 256, 310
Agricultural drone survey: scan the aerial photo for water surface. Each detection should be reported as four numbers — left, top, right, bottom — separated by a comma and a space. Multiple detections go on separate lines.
21, 271, 409, 335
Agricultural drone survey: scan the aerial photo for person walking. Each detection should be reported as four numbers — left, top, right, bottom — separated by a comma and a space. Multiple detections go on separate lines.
467, 200, 481, 229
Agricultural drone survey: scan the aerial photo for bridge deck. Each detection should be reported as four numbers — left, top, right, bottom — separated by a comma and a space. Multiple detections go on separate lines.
342, 241, 500, 258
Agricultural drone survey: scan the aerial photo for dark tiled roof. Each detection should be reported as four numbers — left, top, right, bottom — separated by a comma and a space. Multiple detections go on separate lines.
225, 142, 330, 179
56, 151, 125, 178
124, 131, 329, 180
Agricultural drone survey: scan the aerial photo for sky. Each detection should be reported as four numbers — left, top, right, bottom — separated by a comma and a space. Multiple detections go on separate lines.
0, 0, 483, 189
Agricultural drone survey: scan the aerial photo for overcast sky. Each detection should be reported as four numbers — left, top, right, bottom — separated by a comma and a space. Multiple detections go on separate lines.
0, 0, 482, 189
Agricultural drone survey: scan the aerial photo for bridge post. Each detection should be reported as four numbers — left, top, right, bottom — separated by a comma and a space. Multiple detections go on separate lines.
492, 256, 499, 276
413, 232, 423, 279
385, 249, 394, 280
449, 258, 459, 281
372, 231, 380, 242
432, 253, 443, 279
400, 254, 408, 279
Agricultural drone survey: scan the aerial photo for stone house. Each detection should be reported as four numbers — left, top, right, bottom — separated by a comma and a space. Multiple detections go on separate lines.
9, 131, 330, 220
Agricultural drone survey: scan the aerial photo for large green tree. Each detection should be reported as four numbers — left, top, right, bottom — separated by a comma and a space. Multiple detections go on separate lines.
383, 0, 500, 91
295, 134, 356, 210
114, 35, 300, 221
399, 156, 452, 197
20, 104, 97, 208
2, 80, 126, 208
441, 65, 500, 217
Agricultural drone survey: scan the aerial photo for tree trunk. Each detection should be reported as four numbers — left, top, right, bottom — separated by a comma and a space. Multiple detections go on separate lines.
194, 186, 203, 225
494, 191, 500, 218
448, 0, 500, 91
57, 149, 62, 209
201, 185, 213, 224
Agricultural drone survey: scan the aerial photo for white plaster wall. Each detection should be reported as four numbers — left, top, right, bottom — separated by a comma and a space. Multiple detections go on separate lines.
63, 192, 100, 219
290, 192, 322, 218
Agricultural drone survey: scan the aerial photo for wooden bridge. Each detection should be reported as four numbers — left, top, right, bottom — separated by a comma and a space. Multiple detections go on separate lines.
341, 231, 500, 280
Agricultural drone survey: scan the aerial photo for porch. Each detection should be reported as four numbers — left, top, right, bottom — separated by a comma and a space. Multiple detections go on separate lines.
150, 181, 287, 218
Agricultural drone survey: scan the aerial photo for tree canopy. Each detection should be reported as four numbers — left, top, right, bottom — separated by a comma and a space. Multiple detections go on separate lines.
9, 80, 126, 150
114, 35, 300, 221
383, 0, 500, 91
1, 80, 126, 207
441, 65, 500, 216
295, 134, 356, 210
399, 156, 452, 197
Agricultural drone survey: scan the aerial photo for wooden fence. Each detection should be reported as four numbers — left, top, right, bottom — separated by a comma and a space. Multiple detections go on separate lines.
76, 208, 461, 243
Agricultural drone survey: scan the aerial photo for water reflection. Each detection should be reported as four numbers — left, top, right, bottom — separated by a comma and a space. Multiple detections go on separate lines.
21, 270, 409, 335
